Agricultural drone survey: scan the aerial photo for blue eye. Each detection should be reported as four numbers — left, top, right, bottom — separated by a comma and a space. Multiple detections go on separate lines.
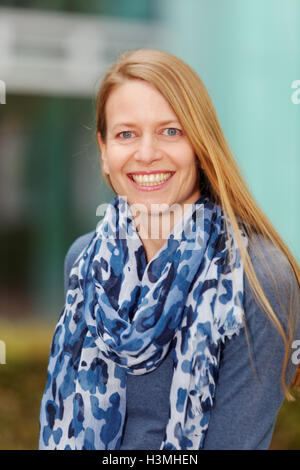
119, 131, 133, 139
163, 128, 180, 136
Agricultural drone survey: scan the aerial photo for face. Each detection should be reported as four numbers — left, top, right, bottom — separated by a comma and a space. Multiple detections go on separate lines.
98, 79, 201, 215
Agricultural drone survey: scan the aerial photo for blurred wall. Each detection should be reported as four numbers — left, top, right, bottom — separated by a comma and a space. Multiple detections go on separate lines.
158, 0, 300, 261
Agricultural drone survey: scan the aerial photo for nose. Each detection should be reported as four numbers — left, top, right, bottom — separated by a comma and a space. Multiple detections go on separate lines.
133, 134, 163, 164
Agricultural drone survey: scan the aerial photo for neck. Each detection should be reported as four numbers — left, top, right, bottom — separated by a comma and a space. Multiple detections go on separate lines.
132, 204, 189, 263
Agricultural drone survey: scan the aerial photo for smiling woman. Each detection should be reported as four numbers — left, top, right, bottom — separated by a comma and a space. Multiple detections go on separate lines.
97, 78, 201, 259
39, 49, 300, 450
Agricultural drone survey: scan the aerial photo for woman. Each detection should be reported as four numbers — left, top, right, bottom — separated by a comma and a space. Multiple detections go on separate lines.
39, 49, 300, 450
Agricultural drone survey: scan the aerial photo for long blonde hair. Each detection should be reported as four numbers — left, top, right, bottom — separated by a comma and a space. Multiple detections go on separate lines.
95, 49, 300, 400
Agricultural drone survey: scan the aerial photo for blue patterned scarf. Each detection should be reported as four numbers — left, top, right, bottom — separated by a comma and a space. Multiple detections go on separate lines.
39, 194, 247, 450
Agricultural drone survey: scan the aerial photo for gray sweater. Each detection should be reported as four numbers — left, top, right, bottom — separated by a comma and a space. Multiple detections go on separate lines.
64, 231, 300, 450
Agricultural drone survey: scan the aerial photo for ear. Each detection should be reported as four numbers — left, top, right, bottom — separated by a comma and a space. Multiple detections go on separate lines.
97, 131, 109, 175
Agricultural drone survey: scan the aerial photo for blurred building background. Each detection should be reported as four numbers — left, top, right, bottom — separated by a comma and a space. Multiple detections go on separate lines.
0, 1, 161, 319
0, 0, 299, 450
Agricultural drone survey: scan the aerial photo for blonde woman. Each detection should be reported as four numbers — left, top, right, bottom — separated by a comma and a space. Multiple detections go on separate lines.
39, 49, 300, 450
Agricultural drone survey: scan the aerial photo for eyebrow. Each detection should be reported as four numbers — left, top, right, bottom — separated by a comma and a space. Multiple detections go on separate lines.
111, 120, 181, 131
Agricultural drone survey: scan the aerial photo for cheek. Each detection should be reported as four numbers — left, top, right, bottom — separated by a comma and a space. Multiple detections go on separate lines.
175, 148, 197, 174
174, 141, 194, 159
105, 153, 129, 182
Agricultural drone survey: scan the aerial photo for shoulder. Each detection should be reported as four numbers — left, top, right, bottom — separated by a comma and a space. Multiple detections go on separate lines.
64, 230, 96, 282
65, 230, 96, 264
244, 232, 300, 332
246, 232, 298, 295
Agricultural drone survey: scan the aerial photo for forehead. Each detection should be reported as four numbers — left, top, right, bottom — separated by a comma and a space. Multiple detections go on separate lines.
105, 79, 179, 126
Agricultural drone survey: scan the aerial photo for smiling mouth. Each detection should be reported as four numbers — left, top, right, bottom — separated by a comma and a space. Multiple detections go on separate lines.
128, 171, 174, 186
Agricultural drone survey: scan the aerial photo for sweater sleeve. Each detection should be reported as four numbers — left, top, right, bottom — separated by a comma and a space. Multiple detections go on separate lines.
63, 231, 96, 296
202, 234, 300, 450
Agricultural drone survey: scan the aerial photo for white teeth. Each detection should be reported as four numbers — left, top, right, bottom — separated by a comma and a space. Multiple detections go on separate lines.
131, 172, 172, 186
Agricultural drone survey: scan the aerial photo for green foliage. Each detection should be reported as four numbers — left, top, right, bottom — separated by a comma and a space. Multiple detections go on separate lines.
0, 357, 48, 449
270, 394, 300, 450
0, 321, 53, 449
